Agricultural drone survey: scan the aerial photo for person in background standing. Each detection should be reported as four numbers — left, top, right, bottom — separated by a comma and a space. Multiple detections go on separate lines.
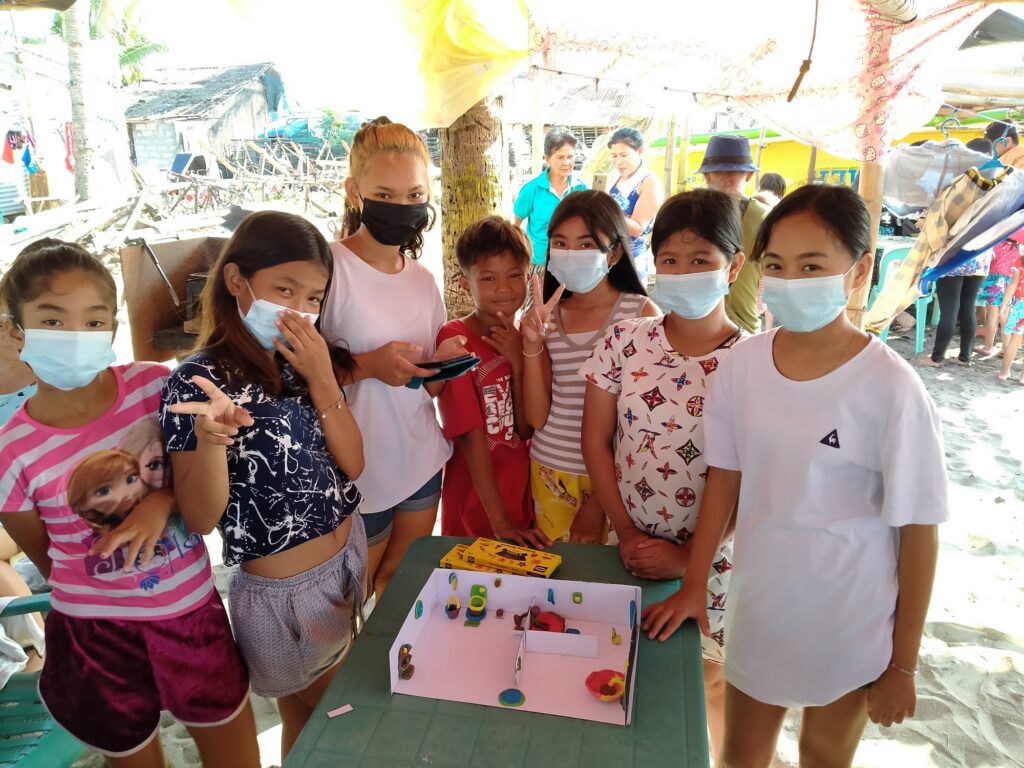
755, 172, 786, 205
917, 248, 991, 368
699, 135, 771, 334
985, 122, 1023, 168
514, 129, 589, 279
607, 127, 663, 281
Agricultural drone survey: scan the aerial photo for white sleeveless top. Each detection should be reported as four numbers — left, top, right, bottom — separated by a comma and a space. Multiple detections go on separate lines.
319, 242, 452, 513
530, 292, 647, 474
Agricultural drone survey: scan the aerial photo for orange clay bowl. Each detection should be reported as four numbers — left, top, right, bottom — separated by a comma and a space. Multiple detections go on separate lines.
585, 669, 625, 702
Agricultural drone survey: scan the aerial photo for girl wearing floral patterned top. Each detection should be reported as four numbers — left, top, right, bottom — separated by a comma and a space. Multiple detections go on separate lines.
581, 189, 745, 761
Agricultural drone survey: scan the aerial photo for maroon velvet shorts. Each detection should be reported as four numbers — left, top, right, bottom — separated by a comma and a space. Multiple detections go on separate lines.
39, 591, 250, 757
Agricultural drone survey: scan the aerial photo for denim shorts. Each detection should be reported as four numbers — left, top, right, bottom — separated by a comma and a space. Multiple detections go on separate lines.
362, 470, 443, 546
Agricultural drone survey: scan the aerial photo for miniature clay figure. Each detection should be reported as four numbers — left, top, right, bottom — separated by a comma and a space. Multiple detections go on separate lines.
399, 645, 415, 680
611, 626, 622, 645
530, 604, 566, 633
466, 585, 488, 621
445, 595, 461, 620
498, 688, 526, 707
513, 610, 528, 630
585, 669, 625, 702
496, 608, 505, 619
572, 592, 582, 604
494, 577, 502, 587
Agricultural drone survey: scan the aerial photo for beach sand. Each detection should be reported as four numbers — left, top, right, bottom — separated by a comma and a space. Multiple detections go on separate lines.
71, 327, 1024, 768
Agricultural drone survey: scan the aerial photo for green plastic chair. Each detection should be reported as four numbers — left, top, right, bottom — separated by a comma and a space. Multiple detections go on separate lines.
871, 247, 938, 355
0, 594, 84, 767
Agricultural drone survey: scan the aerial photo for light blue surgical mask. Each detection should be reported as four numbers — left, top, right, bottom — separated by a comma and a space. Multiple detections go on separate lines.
238, 283, 318, 350
548, 249, 610, 294
19, 328, 116, 391
761, 272, 850, 333
653, 270, 730, 320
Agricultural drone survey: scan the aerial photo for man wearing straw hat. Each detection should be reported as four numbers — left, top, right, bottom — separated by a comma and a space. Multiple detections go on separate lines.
698, 135, 772, 333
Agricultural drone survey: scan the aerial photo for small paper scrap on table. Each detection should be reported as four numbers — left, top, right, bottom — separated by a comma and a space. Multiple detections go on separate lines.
327, 704, 353, 718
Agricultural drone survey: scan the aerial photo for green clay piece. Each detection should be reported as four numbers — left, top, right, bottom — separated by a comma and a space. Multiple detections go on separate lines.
464, 619, 481, 627
498, 688, 526, 707
572, 592, 582, 604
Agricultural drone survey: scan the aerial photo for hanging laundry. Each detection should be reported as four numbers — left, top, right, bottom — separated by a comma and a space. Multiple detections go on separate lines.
920, 169, 1024, 287
20, 132, 37, 174
866, 168, 1005, 332
883, 141, 991, 217
3, 131, 20, 164
64, 123, 75, 172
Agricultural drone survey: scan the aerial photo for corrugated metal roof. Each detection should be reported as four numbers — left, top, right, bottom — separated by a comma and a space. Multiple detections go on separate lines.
0, 167, 28, 219
125, 63, 274, 122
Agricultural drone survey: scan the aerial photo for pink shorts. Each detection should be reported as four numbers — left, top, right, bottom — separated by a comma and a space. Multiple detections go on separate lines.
39, 591, 250, 757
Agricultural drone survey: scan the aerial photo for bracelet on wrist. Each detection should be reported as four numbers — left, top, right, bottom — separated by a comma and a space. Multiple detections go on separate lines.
316, 392, 347, 421
888, 662, 916, 677
523, 346, 544, 358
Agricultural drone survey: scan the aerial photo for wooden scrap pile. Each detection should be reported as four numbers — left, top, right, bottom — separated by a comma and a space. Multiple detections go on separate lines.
3, 138, 348, 265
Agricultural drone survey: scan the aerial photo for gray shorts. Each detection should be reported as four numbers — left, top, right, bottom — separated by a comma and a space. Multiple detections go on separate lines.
227, 514, 367, 698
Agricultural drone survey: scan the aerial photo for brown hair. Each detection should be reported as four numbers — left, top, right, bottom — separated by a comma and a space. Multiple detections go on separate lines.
341, 116, 435, 259
198, 210, 354, 394
456, 216, 531, 273
0, 239, 117, 326
67, 449, 140, 527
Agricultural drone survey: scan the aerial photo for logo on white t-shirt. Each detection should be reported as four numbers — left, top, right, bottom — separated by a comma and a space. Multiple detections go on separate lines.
820, 429, 841, 449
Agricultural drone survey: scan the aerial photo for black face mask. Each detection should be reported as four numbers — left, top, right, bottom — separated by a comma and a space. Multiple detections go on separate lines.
360, 198, 430, 246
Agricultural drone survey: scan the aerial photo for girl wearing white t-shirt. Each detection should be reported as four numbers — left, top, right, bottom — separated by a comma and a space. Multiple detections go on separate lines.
643, 185, 947, 767
320, 118, 467, 597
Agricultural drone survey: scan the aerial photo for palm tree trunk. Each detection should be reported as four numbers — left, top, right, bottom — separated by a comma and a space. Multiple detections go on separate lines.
439, 97, 508, 319
64, 1, 93, 200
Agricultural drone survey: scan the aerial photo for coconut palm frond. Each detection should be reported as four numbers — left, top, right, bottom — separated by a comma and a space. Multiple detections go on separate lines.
119, 41, 165, 70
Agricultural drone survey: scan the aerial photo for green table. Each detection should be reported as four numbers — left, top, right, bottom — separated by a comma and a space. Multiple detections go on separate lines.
285, 537, 709, 768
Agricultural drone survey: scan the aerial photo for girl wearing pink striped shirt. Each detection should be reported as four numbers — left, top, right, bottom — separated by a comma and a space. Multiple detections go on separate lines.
0, 240, 259, 768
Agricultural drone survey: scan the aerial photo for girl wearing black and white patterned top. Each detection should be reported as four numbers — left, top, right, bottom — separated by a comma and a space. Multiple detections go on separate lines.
161, 211, 365, 758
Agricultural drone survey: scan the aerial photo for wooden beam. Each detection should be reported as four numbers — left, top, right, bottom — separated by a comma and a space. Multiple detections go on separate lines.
663, 113, 677, 198
849, 161, 884, 329
806, 146, 818, 185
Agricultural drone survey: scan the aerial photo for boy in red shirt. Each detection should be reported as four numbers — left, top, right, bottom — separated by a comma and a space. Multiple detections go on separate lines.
437, 217, 551, 548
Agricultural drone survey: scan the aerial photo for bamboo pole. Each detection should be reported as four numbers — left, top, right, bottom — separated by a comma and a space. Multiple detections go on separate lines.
663, 112, 677, 197
848, 160, 884, 328
677, 107, 691, 193
754, 125, 768, 185
806, 146, 819, 185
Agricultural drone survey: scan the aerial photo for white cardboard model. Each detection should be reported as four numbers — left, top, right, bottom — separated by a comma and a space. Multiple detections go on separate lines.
388, 568, 641, 726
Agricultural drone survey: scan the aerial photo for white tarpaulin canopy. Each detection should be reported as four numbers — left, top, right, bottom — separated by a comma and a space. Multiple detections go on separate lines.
521, 1, 988, 161
354, 0, 987, 161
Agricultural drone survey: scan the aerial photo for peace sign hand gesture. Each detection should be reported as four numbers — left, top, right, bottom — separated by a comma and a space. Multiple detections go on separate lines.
521, 274, 565, 347
167, 375, 254, 447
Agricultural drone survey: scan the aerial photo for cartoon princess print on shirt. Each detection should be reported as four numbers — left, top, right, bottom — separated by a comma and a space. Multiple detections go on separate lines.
70, 418, 200, 585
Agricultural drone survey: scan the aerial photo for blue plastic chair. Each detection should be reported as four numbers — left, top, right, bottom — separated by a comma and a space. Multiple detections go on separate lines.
871, 247, 938, 354
0, 594, 84, 767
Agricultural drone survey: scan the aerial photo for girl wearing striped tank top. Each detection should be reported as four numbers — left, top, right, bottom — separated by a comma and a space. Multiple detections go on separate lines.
523, 191, 658, 543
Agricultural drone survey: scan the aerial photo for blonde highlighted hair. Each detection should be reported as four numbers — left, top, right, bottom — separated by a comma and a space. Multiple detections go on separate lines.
342, 116, 435, 259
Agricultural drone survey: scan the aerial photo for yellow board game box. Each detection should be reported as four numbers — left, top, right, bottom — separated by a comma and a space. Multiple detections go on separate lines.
461, 538, 562, 578
439, 543, 512, 574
